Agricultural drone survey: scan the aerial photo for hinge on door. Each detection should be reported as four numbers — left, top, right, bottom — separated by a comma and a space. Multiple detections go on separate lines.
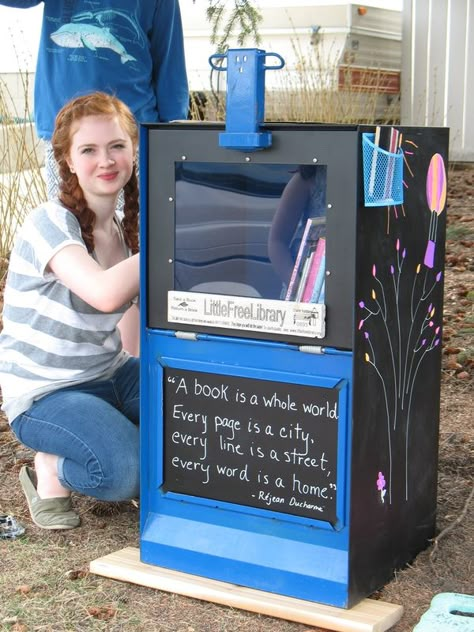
174, 331, 198, 341
298, 345, 325, 354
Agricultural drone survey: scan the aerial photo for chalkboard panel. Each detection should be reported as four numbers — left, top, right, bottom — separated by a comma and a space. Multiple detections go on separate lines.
163, 368, 340, 523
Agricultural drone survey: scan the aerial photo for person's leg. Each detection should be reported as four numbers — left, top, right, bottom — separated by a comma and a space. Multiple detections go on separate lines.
107, 356, 140, 423
11, 359, 140, 502
34, 452, 68, 498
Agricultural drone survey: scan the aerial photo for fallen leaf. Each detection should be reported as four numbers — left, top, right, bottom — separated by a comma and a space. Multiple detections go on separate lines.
444, 347, 462, 355
446, 358, 463, 370
87, 606, 117, 621
65, 569, 89, 580
15, 585, 31, 595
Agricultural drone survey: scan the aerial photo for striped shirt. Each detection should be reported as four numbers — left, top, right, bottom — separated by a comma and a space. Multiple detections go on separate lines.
0, 200, 130, 422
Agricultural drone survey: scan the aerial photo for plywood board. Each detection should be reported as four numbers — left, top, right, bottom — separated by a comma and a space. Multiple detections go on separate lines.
90, 547, 403, 632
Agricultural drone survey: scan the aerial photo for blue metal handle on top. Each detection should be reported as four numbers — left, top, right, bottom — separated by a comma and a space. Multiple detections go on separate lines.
209, 48, 285, 151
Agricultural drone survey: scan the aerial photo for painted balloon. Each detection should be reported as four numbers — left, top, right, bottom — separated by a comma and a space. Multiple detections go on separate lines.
424, 153, 446, 268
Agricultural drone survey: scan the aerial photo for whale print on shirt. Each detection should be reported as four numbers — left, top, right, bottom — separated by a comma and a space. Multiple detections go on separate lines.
50, 23, 136, 64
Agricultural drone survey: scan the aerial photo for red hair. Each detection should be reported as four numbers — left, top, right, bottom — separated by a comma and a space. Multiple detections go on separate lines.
52, 92, 139, 254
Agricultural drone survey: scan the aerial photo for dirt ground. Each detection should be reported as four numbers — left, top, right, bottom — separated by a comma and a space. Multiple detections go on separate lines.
0, 164, 472, 632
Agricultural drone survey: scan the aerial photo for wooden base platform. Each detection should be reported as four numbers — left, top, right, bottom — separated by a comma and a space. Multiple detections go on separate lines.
90, 547, 403, 632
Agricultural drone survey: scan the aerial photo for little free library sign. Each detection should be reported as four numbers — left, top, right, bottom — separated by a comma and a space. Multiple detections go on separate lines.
163, 368, 340, 523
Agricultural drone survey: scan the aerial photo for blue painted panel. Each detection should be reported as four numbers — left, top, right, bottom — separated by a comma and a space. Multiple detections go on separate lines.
141, 513, 350, 607
140, 331, 353, 607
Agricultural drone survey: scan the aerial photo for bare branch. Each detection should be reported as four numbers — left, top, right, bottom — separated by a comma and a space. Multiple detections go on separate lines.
429, 484, 474, 564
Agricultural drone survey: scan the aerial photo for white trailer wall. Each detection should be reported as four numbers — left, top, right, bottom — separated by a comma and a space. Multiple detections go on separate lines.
181, 3, 401, 91
401, 0, 473, 161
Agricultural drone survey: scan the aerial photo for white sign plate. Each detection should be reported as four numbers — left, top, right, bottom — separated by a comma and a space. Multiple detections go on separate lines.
168, 291, 326, 339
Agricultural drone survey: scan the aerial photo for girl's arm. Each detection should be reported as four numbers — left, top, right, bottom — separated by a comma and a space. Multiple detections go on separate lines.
48, 245, 139, 313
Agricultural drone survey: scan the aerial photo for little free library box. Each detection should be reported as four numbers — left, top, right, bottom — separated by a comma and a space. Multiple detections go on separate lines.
137, 120, 448, 610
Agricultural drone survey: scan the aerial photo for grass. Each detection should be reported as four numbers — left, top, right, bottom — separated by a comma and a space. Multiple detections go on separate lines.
446, 223, 472, 240
0, 503, 142, 630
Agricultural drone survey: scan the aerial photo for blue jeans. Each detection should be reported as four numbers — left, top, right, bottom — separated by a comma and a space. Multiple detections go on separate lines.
11, 358, 139, 501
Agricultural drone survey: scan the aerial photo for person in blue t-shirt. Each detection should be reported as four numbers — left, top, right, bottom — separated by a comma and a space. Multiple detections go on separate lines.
0, 0, 189, 197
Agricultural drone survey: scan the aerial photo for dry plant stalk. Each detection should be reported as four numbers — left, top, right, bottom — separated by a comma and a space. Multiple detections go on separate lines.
0, 72, 46, 279
209, 34, 401, 125
267, 36, 400, 124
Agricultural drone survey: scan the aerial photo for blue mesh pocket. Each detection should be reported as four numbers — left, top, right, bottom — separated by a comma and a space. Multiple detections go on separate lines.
362, 133, 404, 206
